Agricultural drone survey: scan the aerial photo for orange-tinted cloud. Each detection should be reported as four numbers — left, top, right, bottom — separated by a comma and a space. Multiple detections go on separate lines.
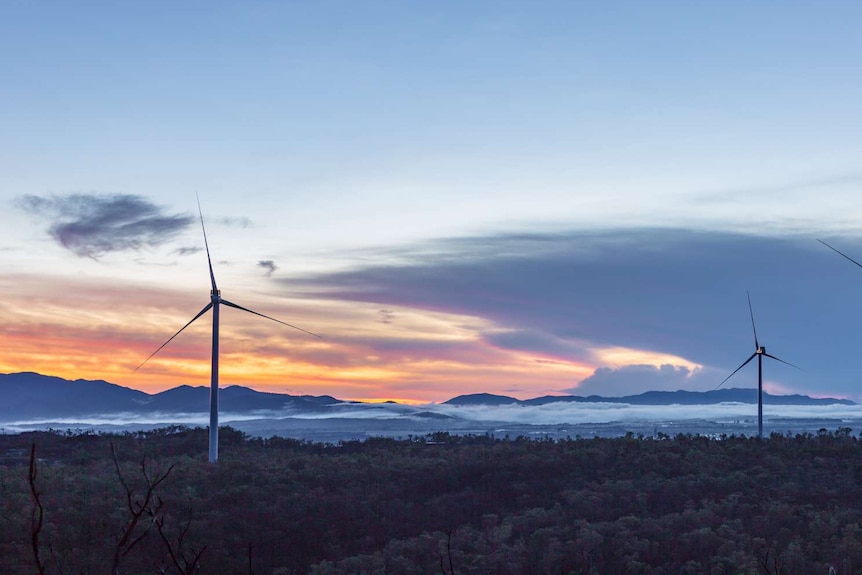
0, 273, 597, 402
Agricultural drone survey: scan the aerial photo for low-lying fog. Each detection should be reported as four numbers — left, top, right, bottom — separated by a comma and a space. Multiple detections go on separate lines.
4, 401, 862, 441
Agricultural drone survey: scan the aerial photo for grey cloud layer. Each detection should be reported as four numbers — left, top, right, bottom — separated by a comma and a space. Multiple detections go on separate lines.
289, 228, 862, 397
18, 193, 194, 258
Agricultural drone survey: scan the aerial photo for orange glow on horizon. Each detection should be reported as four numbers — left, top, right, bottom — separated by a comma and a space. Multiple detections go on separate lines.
1, 272, 703, 404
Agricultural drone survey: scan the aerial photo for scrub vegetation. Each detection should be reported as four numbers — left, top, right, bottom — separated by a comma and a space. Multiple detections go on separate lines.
2, 426, 862, 574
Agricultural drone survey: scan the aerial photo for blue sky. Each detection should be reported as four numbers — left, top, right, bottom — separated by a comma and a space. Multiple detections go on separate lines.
3, 2, 862, 401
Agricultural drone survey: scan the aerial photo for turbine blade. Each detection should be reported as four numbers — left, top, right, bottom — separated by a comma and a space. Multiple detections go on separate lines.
221, 299, 323, 338
763, 352, 801, 371
196, 193, 218, 292
133, 303, 213, 372
714, 353, 757, 390
818, 239, 862, 270
747, 291, 759, 350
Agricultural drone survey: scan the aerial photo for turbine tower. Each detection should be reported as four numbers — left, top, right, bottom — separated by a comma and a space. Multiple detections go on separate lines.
136, 198, 320, 462
716, 292, 798, 439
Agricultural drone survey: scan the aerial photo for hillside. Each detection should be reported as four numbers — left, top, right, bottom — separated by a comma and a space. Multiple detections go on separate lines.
446, 387, 856, 406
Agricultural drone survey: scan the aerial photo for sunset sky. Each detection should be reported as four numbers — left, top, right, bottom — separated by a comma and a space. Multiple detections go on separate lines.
4, 2, 862, 403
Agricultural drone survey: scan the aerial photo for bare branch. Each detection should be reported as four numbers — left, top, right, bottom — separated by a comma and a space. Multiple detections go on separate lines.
438, 530, 456, 575
109, 442, 175, 575
155, 498, 207, 575
28, 443, 47, 575
48, 543, 69, 575
446, 530, 456, 575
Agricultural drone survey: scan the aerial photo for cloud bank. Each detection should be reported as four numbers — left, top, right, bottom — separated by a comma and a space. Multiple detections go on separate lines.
288, 227, 862, 398
18, 193, 193, 258
569, 364, 717, 397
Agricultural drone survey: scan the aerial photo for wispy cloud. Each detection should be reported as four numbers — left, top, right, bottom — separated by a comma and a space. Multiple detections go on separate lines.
173, 246, 202, 256
219, 216, 252, 228
258, 260, 278, 277
17, 193, 193, 258
695, 172, 862, 207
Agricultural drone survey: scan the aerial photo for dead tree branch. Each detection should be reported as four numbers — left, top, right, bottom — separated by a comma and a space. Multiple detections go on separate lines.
155, 498, 207, 575
28, 443, 47, 575
110, 442, 174, 575
439, 530, 456, 575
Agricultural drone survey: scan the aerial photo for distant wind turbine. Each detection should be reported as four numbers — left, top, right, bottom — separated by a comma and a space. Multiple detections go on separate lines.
716, 292, 799, 439
135, 198, 321, 463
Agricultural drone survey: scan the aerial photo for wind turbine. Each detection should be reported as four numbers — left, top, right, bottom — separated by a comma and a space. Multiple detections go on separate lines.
716, 292, 798, 439
135, 199, 321, 463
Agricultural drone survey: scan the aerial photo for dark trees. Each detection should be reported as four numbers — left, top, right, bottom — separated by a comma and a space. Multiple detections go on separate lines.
3, 427, 862, 574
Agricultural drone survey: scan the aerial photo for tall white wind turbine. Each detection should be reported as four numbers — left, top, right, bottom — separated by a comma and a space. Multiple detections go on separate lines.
136, 199, 320, 462
715, 292, 798, 439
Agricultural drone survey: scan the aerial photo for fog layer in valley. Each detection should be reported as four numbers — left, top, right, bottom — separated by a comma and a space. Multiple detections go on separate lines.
4, 401, 860, 441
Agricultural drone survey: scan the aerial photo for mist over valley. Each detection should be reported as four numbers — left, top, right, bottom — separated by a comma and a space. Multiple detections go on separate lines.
3, 372, 858, 441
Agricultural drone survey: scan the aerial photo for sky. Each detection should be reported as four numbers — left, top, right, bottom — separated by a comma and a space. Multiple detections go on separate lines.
3, 1, 862, 403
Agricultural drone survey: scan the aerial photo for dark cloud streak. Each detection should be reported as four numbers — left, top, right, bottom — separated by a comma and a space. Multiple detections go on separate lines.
18, 193, 193, 258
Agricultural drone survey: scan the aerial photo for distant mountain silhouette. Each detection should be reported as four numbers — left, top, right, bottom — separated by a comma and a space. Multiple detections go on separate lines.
0, 372, 150, 420
0, 372, 854, 424
447, 388, 856, 406
445, 393, 520, 406
0, 372, 339, 422
141, 384, 337, 413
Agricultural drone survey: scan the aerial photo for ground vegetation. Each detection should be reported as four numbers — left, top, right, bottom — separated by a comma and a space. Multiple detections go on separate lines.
1, 427, 861, 574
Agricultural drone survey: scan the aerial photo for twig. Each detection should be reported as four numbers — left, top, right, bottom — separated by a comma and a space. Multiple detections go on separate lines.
28, 443, 47, 575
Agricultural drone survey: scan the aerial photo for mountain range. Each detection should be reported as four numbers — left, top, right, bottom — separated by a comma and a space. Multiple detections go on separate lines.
0, 372, 854, 424
444, 389, 856, 407
0, 372, 339, 421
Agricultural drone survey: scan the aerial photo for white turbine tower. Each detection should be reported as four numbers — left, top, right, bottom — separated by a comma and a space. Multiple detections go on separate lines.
136, 199, 320, 462
715, 291, 798, 439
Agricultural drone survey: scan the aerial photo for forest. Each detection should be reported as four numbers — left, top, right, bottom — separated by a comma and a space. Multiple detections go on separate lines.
2, 426, 862, 575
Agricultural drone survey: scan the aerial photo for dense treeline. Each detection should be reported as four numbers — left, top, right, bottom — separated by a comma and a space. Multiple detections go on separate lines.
2, 427, 862, 574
